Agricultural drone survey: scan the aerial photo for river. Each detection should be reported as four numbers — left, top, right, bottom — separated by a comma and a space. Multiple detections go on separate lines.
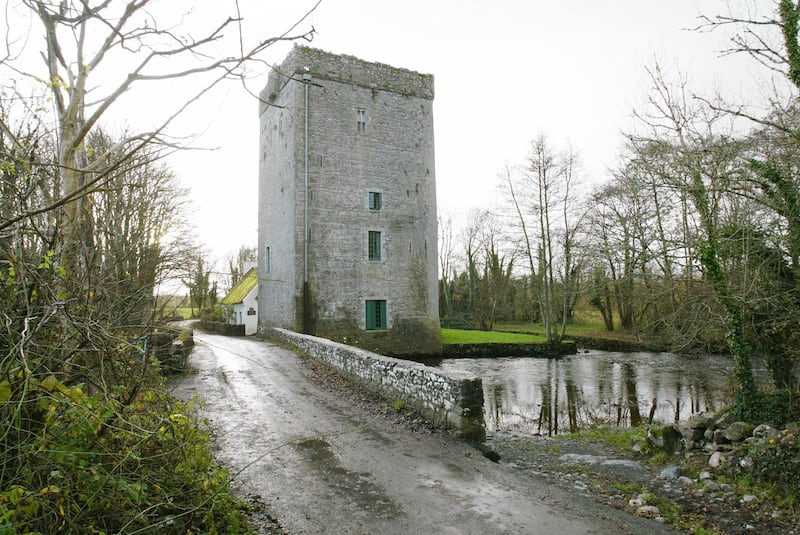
417, 350, 771, 435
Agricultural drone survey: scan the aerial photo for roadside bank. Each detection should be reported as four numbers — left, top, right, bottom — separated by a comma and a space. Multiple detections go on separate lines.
295, 348, 798, 535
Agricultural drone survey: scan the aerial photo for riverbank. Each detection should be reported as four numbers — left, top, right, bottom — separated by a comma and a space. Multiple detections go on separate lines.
489, 430, 797, 535
283, 349, 798, 535
492, 322, 674, 353
440, 327, 577, 357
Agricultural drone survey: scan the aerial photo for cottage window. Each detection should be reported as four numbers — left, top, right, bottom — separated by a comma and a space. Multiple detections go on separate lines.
357, 108, 366, 132
369, 191, 382, 210
365, 300, 387, 330
368, 231, 381, 260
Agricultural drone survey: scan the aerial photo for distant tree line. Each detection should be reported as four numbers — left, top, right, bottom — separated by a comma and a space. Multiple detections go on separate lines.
440, 2, 800, 417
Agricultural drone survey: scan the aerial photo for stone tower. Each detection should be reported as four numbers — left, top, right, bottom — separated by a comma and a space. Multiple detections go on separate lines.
257, 46, 441, 356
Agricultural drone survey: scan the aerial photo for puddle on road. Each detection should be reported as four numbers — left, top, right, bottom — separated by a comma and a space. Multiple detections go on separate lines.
293, 438, 403, 518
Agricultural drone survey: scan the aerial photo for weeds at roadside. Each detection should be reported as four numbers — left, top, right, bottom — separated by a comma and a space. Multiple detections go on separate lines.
0, 374, 252, 534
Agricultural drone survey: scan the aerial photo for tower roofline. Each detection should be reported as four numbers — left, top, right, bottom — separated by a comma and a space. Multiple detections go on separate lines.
263, 46, 434, 102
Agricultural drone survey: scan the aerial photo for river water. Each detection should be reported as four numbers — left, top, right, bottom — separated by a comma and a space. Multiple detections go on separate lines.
418, 351, 771, 435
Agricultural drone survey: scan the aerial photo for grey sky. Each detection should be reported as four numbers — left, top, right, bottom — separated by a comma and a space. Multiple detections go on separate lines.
170, 1, 766, 262
4, 1, 769, 262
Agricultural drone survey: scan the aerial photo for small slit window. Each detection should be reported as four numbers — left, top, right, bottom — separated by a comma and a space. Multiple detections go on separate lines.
357, 108, 366, 132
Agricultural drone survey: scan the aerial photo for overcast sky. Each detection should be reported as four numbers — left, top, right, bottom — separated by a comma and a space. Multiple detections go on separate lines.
6, 1, 773, 264
171, 0, 770, 263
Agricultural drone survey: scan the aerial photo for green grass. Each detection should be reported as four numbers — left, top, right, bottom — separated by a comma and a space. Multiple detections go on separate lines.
496, 322, 606, 337
559, 425, 644, 450
494, 310, 640, 342
172, 307, 196, 319
441, 328, 547, 344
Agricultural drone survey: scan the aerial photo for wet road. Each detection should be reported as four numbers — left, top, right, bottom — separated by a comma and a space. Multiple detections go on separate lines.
171, 332, 681, 535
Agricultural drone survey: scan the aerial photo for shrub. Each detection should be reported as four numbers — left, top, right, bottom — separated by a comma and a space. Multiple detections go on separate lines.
745, 390, 800, 427
0, 375, 250, 534
742, 430, 800, 493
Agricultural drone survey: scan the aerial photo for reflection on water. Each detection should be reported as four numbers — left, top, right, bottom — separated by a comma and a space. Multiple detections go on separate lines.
419, 351, 769, 435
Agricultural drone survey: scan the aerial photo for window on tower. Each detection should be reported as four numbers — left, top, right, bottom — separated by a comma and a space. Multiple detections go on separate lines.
365, 300, 387, 330
369, 191, 382, 210
357, 108, 366, 132
368, 231, 381, 260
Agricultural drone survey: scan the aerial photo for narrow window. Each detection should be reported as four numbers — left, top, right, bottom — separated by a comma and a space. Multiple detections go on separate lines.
357, 108, 366, 132
264, 246, 271, 272
368, 191, 382, 210
368, 231, 381, 260
365, 300, 387, 330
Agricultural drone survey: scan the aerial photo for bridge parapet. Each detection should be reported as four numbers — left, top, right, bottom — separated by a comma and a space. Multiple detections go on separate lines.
270, 328, 486, 442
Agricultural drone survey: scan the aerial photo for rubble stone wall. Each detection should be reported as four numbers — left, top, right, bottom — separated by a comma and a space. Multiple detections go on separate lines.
270, 328, 485, 441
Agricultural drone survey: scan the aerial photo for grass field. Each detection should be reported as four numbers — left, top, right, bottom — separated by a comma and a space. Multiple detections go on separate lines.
441, 328, 548, 344
165, 308, 196, 320
495, 322, 606, 337
491, 309, 641, 341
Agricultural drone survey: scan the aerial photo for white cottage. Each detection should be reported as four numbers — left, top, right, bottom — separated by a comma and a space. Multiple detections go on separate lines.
220, 267, 258, 335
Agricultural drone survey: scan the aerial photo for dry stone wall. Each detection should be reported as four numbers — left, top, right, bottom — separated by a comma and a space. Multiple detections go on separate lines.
271, 328, 485, 441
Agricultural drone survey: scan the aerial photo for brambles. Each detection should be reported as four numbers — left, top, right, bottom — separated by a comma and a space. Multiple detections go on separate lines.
0, 377, 251, 534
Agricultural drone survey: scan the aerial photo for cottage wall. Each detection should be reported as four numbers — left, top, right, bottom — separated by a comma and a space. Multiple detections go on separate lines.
233, 287, 258, 336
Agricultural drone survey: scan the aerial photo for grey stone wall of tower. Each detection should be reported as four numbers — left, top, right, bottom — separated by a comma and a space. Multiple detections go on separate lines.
258, 46, 441, 356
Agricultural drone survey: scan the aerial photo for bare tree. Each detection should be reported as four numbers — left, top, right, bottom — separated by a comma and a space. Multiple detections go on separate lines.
1, 1, 317, 269
0, 5, 320, 529
628, 63, 760, 410
503, 135, 584, 343
438, 213, 458, 318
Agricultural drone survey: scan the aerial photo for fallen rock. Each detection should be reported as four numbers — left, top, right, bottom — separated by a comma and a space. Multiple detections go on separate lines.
629, 497, 644, 507
713, 428, 731, 444
680, 424, 705, 443
723, 422, 754, 442
714, 411, 737, 430
659, 466, 682, 480
648, 424, 683, 453
687, 412, 716, 430
636, 505, 661, 518
752, 424, 781, 441
709, 451, 726, 468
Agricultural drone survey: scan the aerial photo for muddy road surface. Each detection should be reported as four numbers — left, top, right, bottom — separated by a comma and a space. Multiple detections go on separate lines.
172, 331, 680, 535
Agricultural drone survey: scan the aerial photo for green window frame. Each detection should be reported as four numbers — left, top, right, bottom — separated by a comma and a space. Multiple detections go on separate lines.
368, 231, 381, 260
369, 191, 382, 210
365, 300, 387, 330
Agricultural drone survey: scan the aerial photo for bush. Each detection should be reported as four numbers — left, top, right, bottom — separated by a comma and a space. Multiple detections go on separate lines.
747, 431, 800, 490
0, 375, 250, 534
746, 390, 800, 427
